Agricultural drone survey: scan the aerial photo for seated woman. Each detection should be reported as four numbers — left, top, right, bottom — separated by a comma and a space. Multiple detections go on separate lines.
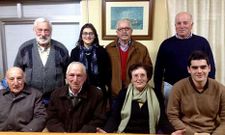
97, 63, 174, 134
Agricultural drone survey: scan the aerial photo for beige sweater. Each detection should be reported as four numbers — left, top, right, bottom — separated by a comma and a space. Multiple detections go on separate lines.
167, 77, 225, 135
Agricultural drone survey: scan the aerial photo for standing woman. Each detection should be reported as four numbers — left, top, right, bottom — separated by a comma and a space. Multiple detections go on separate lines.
69, 23, 111, 99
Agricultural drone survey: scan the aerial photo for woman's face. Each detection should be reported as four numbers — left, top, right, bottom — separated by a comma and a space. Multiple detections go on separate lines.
82, 28, 95, 47
131, 67, 148, 92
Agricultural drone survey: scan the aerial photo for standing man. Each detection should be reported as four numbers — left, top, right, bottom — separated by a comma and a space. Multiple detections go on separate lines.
154, 12, 216, 109
14, 17, 69, 104
106, 18, 153, 100
0, 67, 46, 131
46, 62, 106, 132
167, 51, 225, 135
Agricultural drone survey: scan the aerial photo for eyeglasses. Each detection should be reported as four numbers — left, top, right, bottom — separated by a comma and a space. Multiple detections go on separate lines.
36, 28, 51, 34
82, 32, 95, 37
117, 27, 131, 32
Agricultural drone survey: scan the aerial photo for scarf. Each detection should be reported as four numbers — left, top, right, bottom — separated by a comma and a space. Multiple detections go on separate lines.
79, 44, 98, 75
118, 83, 160, 133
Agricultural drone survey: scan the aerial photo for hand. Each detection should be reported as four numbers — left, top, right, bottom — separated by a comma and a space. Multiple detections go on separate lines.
171, 129, 186, 135
96, 127, 107, 133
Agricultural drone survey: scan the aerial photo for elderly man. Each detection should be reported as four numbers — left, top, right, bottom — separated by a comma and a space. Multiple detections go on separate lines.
106, 18, 152, 101
46, 62, 106, 132
0, 67, 46, 131
167, 51, 225, 135
14, 17, 69, 105
154, 12, 216, 109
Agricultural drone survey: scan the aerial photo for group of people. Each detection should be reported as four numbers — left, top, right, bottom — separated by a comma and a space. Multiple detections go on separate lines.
0, 11, 224, 135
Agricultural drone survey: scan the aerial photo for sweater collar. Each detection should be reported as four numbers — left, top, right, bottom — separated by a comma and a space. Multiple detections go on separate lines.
189, 77, 209, 93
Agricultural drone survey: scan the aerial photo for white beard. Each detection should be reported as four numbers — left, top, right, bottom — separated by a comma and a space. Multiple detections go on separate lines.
36, 35, 51, 45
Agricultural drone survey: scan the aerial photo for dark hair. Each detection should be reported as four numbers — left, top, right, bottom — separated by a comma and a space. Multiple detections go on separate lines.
76, 23, 99, 46
188, 50, 210, 67
128, 63, 152, 81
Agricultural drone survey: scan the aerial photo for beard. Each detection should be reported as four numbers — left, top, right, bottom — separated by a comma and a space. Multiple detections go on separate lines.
36, 35, 51, 45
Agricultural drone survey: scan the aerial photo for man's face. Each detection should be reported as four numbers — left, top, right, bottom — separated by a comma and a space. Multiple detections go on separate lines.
6, 67, 25, 94
66, 64, 87, 93
175, 13, 193, 38
34, 22, 51, 45
116, 21, 133, 42
188, 59, 211, 85
131, 67, 148, 92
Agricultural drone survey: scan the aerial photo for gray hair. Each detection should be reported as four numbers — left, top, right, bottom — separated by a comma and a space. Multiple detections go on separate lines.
175, 11, 193, 24
116, 18, 133, 30
33, 17, 52, 31
66, 62, 87, 75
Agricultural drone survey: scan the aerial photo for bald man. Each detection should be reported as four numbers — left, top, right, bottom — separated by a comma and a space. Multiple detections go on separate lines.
46, 62, 106, 132
0, 67, 46, 131
154, 11, 216, 110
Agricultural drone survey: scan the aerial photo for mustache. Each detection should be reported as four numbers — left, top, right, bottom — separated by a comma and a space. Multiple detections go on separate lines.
121, 33, 129, 36
39, 36, 48, 40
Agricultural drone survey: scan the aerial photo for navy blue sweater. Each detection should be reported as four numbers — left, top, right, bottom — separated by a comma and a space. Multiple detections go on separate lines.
154, 34, 215, 107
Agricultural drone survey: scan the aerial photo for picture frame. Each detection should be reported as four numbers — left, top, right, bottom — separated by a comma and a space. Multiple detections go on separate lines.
102, 0, 154, 40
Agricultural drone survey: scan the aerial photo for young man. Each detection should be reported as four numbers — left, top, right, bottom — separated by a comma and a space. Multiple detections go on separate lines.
167, 51, 225, 135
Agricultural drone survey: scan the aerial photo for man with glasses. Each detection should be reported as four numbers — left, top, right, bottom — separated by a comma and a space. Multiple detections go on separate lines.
106, 18, 153, 106
14, 17, 69, 106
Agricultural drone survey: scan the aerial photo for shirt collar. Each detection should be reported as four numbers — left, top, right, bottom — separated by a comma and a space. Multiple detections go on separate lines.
68, 86, 82, 97
189, 77, 209, 93
175, 33, 193, 39
118, 39, 131, 52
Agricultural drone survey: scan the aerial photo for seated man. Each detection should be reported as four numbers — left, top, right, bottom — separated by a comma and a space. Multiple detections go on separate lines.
0, 67, 47, 131
46, 62, 106, 132
167, 51, 225, 135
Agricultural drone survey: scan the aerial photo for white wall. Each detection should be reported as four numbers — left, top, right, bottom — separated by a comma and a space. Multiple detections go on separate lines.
0, 2, 81, 79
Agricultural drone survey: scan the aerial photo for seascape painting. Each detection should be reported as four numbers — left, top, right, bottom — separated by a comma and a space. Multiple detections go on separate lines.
111, 7, 144, 30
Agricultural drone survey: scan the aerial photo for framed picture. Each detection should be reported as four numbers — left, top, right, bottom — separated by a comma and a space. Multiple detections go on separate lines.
0, 0, 77, 4
102, 0, 154, 40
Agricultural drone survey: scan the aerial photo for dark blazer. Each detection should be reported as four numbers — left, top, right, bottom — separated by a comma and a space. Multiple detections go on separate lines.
46, 84, 106, 132
69, 45, 111, 97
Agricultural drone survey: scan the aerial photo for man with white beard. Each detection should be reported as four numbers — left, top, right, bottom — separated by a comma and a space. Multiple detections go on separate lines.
14, 17, 69, 106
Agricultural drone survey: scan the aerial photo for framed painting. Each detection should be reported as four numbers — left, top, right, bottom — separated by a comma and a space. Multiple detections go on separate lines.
102, 0, 154, 40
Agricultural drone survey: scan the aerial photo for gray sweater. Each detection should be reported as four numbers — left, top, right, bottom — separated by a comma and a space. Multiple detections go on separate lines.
14, 39, 69, 95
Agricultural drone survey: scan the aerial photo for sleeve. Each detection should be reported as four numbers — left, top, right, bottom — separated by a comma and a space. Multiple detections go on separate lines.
46, 94, 66, 132
78, 90, 107, 132
143, 46, 153, 80
21, 92, 47, 132
62, 48, 70, 75
69, 48, 79, 64
212, 88, 225, 135
14, 47, 25, 70
166, 85, 195, 135
153, 44, 166, 109
102, 48, 112, 94
202, 39, 216, 79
